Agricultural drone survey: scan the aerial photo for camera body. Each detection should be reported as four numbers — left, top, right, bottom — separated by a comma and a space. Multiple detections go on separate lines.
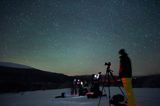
105, 62, 111, 66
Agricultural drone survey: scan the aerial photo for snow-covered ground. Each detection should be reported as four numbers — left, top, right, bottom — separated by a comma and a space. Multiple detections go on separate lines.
0, 87, 160, 106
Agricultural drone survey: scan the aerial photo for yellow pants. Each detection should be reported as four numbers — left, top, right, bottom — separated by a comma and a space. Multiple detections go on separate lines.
122, 78, 136, 106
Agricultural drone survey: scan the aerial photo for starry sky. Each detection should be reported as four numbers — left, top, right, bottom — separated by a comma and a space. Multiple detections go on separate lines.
0, 0, 160, 76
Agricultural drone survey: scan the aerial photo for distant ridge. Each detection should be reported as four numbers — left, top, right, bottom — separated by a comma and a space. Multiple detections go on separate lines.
0, 64, 72, 93
0, 62, 33, 69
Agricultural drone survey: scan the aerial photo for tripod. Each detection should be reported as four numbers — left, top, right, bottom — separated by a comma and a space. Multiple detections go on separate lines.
98, 62, 125, 106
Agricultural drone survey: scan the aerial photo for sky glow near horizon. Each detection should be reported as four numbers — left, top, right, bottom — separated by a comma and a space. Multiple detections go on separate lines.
0, 0, 160, 76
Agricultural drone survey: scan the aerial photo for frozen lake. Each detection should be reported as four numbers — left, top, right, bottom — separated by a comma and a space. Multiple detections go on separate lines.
0, 87, 160, 106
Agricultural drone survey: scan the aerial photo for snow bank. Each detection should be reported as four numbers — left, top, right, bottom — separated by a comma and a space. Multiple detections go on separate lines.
0, 88, 160, 106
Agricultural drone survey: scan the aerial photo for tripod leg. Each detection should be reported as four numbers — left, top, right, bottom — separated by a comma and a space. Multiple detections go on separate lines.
98, 85, 104, 106
108, 73, 111, 106
110, 72, 126, 97
98, 86, 108, 106
108, 86, 111, 106
98, 74, 108, 106
118, 86, 126, 97
103, 87, 108, 100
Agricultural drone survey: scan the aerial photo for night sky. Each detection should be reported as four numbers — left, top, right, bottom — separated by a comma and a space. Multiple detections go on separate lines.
0, 0, 160, 76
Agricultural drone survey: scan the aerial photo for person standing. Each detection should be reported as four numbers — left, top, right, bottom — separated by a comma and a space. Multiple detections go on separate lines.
119, 49, 136, 106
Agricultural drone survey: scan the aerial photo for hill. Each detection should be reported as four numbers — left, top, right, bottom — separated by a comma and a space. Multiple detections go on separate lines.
0, 61, 33, 69
0, 65, 71, 93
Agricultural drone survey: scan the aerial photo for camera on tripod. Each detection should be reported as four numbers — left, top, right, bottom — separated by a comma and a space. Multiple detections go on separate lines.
105, 62, 112, 72
97, 61, 126, 106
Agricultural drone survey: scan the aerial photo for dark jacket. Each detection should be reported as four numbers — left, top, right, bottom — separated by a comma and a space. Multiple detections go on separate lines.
119, 55, 132, 78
